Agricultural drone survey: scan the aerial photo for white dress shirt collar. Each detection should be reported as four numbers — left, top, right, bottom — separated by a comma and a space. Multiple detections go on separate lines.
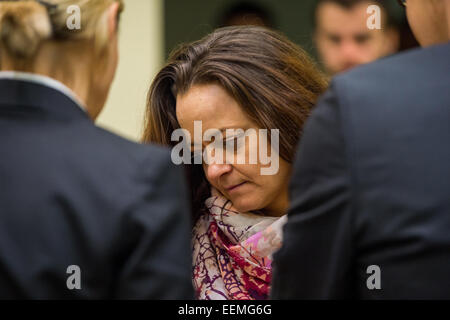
0, 71, 87, 112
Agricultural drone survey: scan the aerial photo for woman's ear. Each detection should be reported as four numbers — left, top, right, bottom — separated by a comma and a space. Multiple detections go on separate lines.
107, 2, 120, 37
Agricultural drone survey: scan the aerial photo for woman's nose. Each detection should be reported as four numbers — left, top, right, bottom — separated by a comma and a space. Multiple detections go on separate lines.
206, 163, 233, 181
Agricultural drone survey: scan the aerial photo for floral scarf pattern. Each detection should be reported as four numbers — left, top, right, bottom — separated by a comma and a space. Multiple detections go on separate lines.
192, 192, 287, 300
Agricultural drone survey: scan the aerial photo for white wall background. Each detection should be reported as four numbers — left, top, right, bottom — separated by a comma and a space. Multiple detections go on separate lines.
96, 0, 164, 142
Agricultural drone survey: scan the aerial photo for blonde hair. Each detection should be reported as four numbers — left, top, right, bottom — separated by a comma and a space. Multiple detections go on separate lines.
0, 0, 123, 60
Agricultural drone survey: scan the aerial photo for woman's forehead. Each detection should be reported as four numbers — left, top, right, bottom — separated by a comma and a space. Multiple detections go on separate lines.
176, 83, 250, 129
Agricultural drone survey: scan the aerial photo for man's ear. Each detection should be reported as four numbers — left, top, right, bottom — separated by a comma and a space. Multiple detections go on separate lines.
108, 2, 120, 37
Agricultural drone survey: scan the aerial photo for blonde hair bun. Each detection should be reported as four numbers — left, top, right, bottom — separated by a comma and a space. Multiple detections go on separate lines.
0, 1, 52, 59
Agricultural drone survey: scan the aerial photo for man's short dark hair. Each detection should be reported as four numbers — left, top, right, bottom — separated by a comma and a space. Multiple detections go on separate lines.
218, 2, 275, 28
313, 0, 394, 29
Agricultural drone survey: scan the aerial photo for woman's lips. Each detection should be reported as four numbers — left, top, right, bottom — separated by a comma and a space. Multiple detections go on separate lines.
226, 182, 247, 192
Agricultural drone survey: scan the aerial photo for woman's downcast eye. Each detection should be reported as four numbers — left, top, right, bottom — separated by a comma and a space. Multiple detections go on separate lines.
190, 127, 264, 161
189, 136, 246, 163
223, 136, 244, 152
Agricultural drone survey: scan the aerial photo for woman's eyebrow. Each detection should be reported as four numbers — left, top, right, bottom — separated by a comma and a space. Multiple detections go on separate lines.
190, 126, 250, 148
221, 127, 251, 137
218, 126, 249, 133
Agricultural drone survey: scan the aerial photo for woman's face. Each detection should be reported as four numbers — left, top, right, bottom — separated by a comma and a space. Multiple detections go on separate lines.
176, 83, 291, 217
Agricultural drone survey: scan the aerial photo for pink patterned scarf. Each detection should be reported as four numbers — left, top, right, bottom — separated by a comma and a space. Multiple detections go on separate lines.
192, 190, 287, 300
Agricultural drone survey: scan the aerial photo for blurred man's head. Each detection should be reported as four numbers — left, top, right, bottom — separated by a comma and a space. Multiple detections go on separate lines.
404, 0, 450, 47
314, 0, 399, 75
219, 2, 274, 28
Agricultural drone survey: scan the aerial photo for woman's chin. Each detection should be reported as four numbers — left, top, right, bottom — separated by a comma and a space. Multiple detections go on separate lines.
229, 197, 262, 214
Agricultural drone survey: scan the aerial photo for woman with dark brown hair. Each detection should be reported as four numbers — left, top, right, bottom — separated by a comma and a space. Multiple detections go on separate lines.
144, 26, 327, 300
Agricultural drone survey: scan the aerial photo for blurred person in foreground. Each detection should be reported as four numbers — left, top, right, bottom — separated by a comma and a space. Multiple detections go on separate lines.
0, 0, 193, 299
272, 0, 450, 299
314, 0, 400, 75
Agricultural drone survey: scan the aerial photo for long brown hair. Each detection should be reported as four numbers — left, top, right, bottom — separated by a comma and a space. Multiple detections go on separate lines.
143, 26, 328, 219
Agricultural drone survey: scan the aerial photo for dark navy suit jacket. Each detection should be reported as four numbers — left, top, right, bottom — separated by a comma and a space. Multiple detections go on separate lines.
271, 43, 450, 299
0, 75, 194, 299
